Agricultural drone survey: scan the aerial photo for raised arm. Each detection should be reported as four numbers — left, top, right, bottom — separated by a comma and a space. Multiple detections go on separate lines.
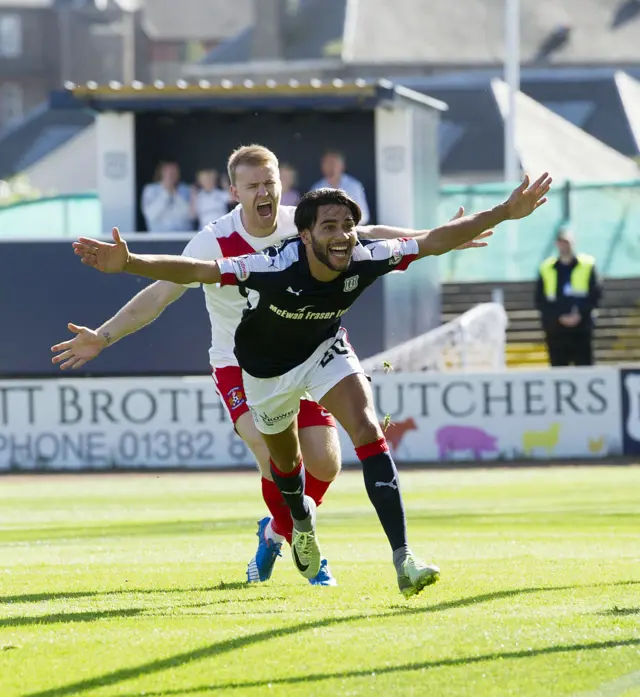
414, 173, 551, 258
125, 253, 220, 285
73, 228, 221, 285
358, 207, 494, 250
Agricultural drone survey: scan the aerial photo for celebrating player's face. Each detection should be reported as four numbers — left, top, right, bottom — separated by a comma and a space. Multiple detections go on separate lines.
308, 204, 358, 272
232, 162, 282, 231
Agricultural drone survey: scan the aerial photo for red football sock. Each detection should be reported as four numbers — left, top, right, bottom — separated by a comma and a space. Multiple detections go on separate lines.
305, 471, 333, 507
261, 476, 293, 543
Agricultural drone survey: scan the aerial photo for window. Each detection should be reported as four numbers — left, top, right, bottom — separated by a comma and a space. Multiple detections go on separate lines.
0, 83, 24, 128
0, 14, 22, 58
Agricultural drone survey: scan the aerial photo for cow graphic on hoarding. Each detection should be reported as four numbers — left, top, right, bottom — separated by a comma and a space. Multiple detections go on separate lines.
380, 417, 418, 453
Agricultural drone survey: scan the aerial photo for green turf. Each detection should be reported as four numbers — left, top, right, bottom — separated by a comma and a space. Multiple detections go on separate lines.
1, 466, 639, 697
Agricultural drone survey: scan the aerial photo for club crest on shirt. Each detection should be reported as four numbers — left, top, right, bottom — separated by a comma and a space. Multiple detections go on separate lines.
229, 257, 251, 282
343, 275, 359, 292
389, 246, 403, 266
227, 385, 246, 410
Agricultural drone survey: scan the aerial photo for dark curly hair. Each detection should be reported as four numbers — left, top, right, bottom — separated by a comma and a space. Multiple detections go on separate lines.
294, 188, 362, 232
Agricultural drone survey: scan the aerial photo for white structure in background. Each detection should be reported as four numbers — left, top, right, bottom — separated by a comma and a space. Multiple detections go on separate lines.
491, 78, 640, 182
22, 123, 98, 196
90, 80, 445, 350
615, 71, 640, 154
361, 303, 508, 374
11, 70, 640, 200
503, 0, 520, 185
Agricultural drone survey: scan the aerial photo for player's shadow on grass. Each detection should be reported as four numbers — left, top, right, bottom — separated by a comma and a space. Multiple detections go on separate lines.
0, 581, 247, 605
597, 606, 639, 616
0, 596, 279, 629
0, 602, 224, 629
6, 577, 636, 607
0, 591, 103, 604
0, 518, 254, 544
115, 637, 640, 696
22, 580, 640, 697
214, 581, 247, 591
0, 608, 146, 628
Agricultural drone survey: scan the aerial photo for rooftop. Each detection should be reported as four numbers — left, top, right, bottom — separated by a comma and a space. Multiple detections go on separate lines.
50, 78, 448, 113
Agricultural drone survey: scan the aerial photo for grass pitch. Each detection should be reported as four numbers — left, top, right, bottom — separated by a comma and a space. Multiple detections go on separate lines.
1, 466, 639, 697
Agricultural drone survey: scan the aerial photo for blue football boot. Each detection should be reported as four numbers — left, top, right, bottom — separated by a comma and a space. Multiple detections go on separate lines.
247, 517, 282, 582
308, 558, 338, 586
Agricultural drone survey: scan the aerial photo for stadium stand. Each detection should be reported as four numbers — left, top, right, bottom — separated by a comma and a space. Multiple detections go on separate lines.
441, 279, 640, 367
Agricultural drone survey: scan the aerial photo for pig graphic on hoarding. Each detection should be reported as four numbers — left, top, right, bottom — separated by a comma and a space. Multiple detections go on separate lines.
436, 425, 499, 460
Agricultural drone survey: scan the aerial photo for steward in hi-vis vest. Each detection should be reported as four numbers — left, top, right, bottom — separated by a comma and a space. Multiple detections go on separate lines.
534, 227, 601, 367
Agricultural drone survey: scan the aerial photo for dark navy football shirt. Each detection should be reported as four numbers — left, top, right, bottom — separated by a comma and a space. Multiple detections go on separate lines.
217, 236, 419, 378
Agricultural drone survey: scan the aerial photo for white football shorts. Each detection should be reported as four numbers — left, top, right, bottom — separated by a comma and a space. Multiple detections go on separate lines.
242, 327, 364, 434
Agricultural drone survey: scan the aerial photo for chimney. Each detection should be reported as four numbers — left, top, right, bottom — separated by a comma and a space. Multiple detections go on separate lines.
251, 0, 286, 61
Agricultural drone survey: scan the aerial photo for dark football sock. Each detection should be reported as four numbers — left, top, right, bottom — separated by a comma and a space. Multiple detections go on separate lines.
269, 458, 310, 525
356, 438, 411, 568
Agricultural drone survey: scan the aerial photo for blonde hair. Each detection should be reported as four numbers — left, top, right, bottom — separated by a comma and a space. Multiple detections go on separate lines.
227, 144, 279, 185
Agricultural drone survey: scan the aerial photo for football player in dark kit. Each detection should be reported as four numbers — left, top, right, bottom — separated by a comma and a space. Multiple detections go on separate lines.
73, 174, 551, 597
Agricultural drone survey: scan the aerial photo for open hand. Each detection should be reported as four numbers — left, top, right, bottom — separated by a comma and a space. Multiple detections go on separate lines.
448, 207, 494, 250
50, 323, 106, 370
72, 227, 129, 273
504, 173, 552, 220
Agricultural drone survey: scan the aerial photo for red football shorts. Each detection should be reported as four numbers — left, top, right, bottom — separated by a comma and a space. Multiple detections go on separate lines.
212, 365, 336, 429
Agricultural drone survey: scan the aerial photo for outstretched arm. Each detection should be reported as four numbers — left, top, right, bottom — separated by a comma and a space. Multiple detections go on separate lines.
51, 281, 185, 370
97, 281, 186, 345
73, 228, 221, 285
358, 206, 494, 250
414, 173, 551, 258
125, 253, 221, 285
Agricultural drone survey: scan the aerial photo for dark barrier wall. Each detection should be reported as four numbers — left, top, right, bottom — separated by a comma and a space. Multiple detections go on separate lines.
134, 111, 376, 231
0, 239, 384, 376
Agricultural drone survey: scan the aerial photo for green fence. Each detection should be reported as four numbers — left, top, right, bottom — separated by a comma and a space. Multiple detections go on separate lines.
3, 182, 640, 281
0, 194, 101, 238
438, 180, 640, 282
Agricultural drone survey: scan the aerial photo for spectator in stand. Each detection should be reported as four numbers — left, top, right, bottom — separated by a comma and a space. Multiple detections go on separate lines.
280, 163, 301, 206
535, 226, 602, 367
191, 169, 230, 229
141, 161, 193, 233
309, 149, 370, 224
220, 173, 236, 213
